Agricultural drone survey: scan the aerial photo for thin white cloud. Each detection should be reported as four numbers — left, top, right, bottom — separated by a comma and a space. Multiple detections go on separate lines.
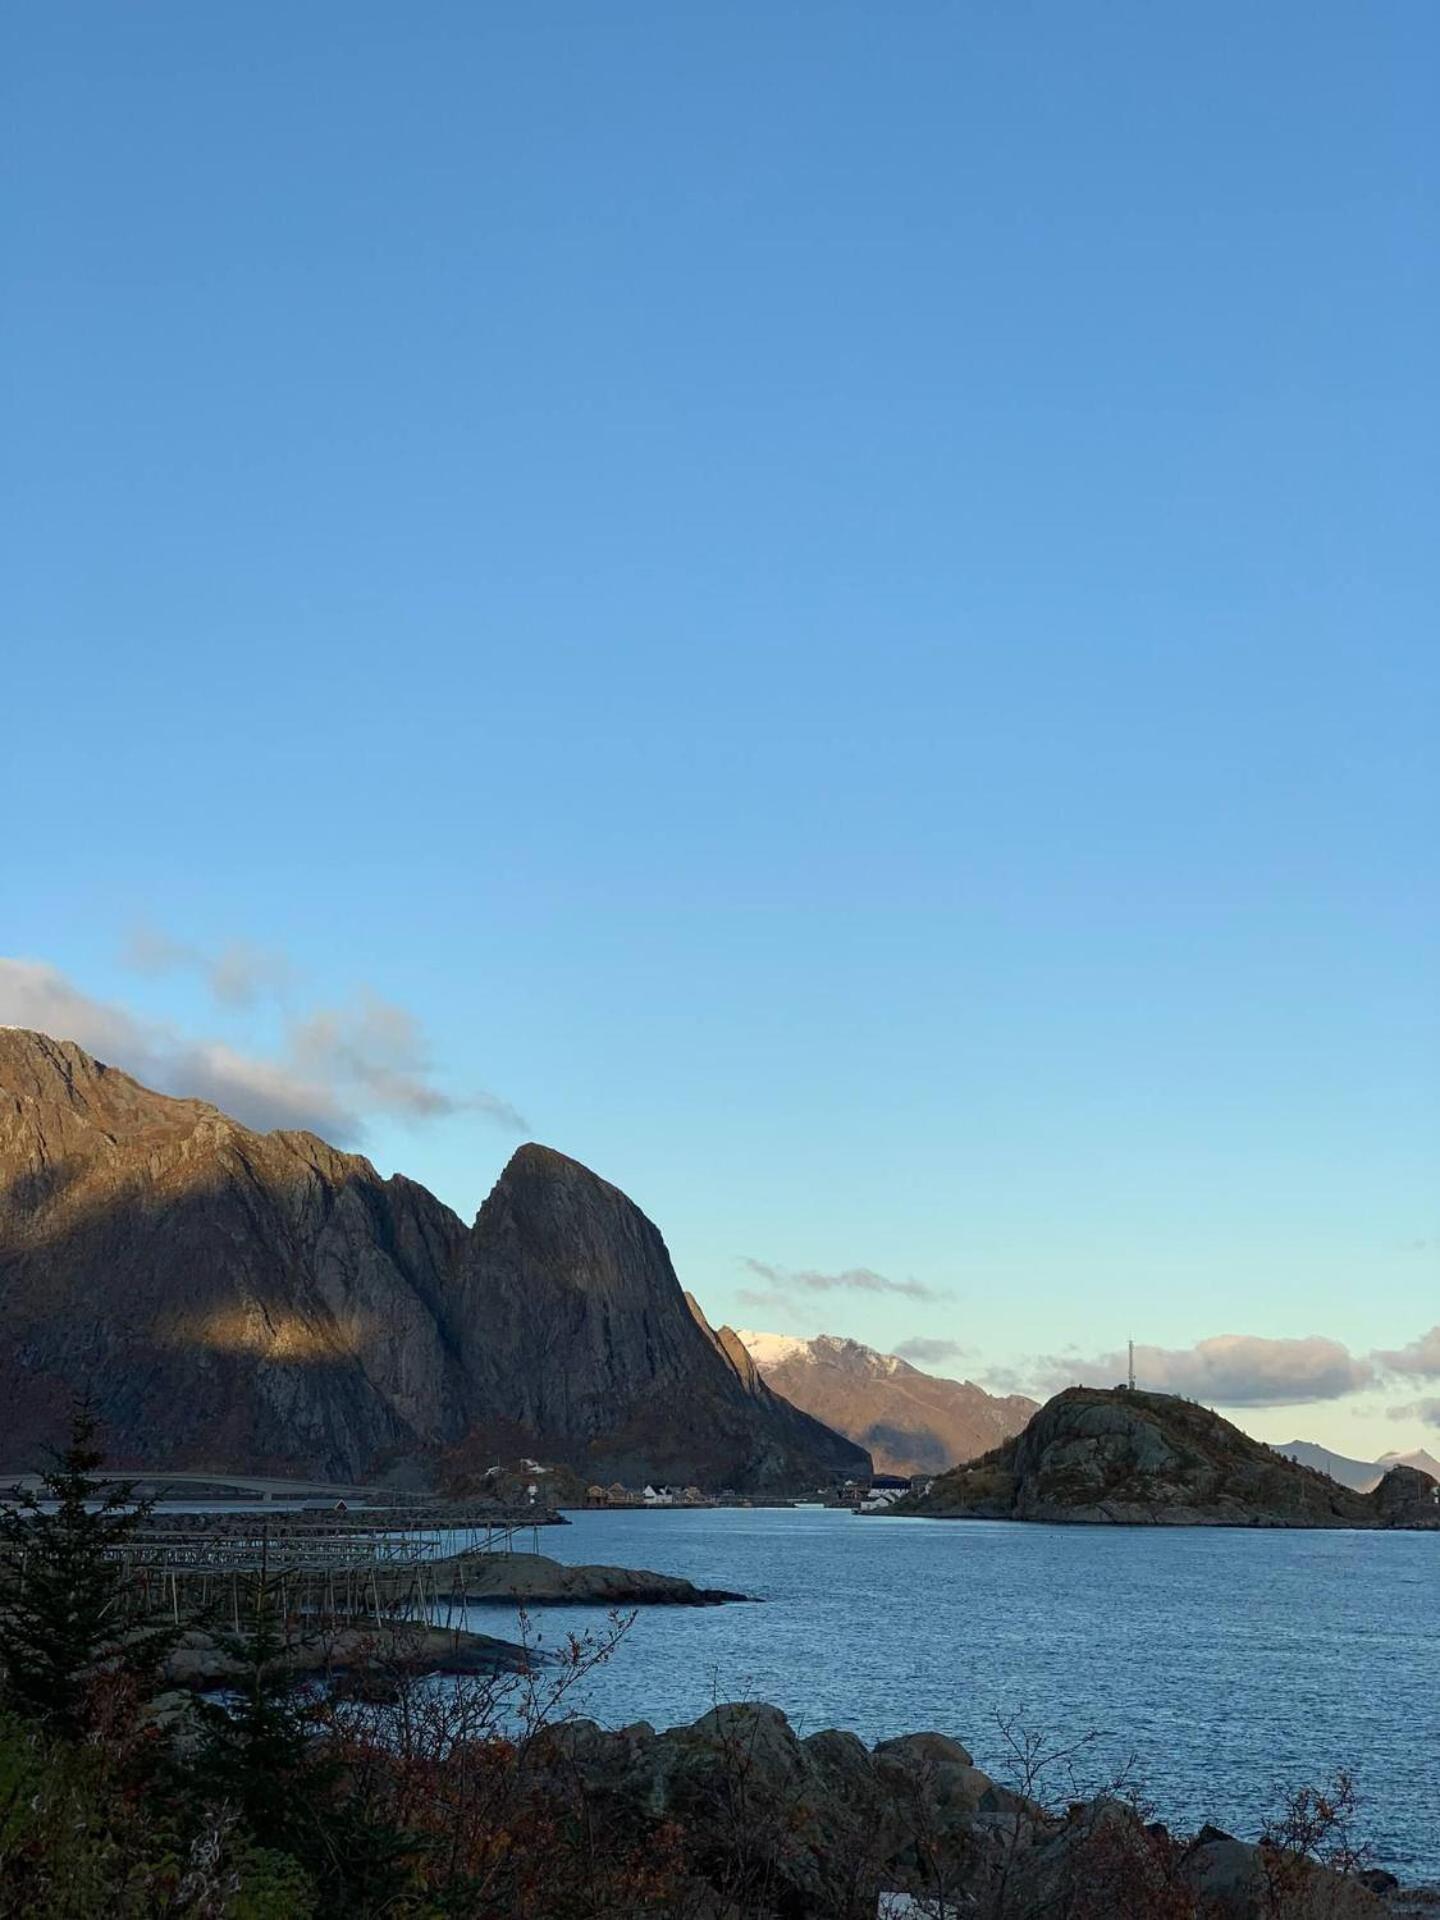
968, 1364, 1032, 1396
736, 1288, 793, 1312
0, 957, 345, 1135
893, 1336, 970, 1369
740, 1256, 948, 1304
1373, 1325, 1440, 1379
121, 925, 294, 1009
0, 954, 524, 1143
172, 1041, 353, 1136
289, 995, 525, 1130
2, 957, 148, 1066
1034, 1333, 1374, 1408
1388, 1398, 1440, 1430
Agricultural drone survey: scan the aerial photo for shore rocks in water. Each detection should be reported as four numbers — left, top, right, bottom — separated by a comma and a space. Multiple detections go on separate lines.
527, 1702, 1392, 1918
161, 1620, 535, 1691
438, 1548, 750, 1606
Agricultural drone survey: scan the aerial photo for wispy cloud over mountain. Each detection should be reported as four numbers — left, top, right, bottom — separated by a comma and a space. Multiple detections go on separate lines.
738, 1256, 949, 1305
0, 951, 524, 1143
893, 1336, 970, 1369
289, 998, 524, 1128
122, 925, 296, 1009
1033, 1332, 1374, 1407
1389, 1398, 1440, 1430
0, 957, 345, 1135
1373, 1325, 1440, 1378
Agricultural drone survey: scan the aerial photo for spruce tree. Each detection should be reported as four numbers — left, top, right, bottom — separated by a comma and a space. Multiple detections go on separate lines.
193, 1574, 331, 1858
0, 1402, 173, 1737
194, 1576, 417, 1911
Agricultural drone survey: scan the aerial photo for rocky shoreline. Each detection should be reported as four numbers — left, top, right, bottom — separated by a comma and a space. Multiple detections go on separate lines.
519, 1701, 1434, 1918
160, 1620, 538, 1691
152, 1549, 752, 1690
140, 1670, 1437, 1915
437, 1547, 750, 1605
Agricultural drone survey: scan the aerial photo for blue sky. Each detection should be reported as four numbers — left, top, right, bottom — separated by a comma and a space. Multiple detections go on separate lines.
4, 3, 1437, 1457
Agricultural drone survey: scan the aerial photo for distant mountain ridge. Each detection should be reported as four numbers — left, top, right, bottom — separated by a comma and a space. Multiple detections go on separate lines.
1276, 1439, 1440, 1494
0, 1029, 869, 1490
736, 1329, 1037, 1476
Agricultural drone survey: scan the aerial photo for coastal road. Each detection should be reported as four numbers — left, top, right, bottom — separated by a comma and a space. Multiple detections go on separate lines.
0, 1468, 383, 1502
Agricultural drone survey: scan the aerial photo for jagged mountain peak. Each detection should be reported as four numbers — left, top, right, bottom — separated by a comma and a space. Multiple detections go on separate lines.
738, 1327, 1037, 1477
478, 1140, 674, 1256
734, 1329, 812, 1368
809, 1334, 911, 1377
1278, 1437, 1440, 1494
0, 1025, 214, 1129
688, 1298, 769, 1395
1378, 1446, 1440, 1476
737, 1329, 921, 1382
0, 1030, 867, 1490
491, 1139, 615, 1189
0, 1025, 395, 1210
736, 1330, 899, 1376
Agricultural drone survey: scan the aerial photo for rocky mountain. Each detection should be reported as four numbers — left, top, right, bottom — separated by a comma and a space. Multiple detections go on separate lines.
736, 1330, 1037, 1476
0, 1029, 869, 1491
899, 1387, 1440, 1527
1276, 1438, 1440, 1494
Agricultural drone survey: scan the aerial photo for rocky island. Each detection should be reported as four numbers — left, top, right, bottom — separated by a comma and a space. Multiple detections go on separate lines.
896, 1387, 1440, 1528
432, 1547, 749, 1606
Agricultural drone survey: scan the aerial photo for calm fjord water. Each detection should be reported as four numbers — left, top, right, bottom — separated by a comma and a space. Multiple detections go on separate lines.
468, 1507, 1439, 1879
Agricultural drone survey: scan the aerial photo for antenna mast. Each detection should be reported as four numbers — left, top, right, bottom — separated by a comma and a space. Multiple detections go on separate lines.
1128, 1338, 1136, 1392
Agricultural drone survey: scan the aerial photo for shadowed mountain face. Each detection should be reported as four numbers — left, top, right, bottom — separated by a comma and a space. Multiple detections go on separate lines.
0, 1030, 868, 1490
737, 1331, 1037, 1476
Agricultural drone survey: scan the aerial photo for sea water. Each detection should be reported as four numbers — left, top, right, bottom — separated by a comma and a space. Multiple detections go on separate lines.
458, 1506, 1440, 1880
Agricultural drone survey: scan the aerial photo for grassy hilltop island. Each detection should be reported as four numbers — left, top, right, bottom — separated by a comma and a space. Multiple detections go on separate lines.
895, 1387, 1440, 1529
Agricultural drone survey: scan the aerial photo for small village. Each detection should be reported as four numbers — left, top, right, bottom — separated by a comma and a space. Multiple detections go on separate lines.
580, 1475, 930, 1512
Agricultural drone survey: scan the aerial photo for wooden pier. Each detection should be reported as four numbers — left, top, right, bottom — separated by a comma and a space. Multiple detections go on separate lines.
5, 1500, 553, 1633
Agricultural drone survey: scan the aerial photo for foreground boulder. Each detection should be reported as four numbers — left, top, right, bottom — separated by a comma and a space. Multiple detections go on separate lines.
1178, 1825, 1387, 1918
526, 1702, 1392, 1918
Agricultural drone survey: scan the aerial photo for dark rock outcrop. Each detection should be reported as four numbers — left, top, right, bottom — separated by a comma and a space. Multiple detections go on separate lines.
1368, 1463, 1440, 1528
528, 1701, 1391, 1918
897, 1387, 1437, 1528
162, 1621, 536, 1690
441, 1548, 748, 1606
737, 1328, 1038, 1476
0, 1029, 869, 1491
